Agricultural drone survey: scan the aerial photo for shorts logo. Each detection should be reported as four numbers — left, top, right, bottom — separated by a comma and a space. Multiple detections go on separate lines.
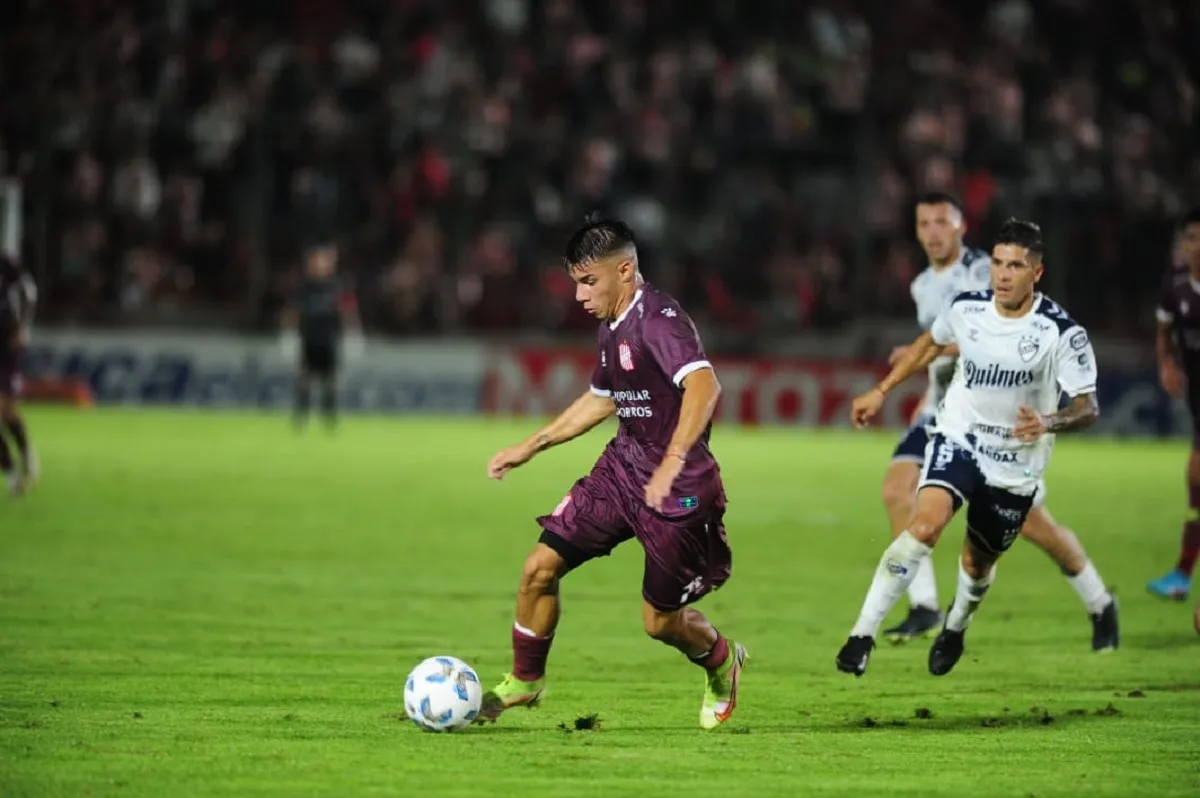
552, 494, 572, 517
680, 576, 705, 604
618, 341, 634, 371
1018, 335, 1040, 363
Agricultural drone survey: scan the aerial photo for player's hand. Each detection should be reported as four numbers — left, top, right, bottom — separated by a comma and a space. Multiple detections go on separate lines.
1014, 405, 1049, 442
643, 455, 683, 512
888, 346, 909, 366
487, 442, 537, 480
1160, 361, 1185, 398
850, 387, 886, 428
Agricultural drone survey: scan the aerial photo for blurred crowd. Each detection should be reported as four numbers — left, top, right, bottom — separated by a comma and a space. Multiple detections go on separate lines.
0, 0, 1196, 338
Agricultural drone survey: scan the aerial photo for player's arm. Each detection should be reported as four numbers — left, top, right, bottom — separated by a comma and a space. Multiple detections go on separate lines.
1016, 326, 1100, 441
528, 389, 616, 453
664, 366, 721, 462
1155, 278, 1185, 396
488, 389, 614, 479
876, 332, 947, 396
14, 269, 36, 344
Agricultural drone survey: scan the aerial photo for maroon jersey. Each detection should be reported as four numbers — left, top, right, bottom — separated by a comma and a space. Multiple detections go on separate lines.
1157, 268, 1200, 401
587, 284, 722, 516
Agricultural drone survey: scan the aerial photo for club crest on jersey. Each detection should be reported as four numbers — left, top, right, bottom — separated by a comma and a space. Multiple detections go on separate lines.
1018, 335, 1040, 363
618, 341, 634, 371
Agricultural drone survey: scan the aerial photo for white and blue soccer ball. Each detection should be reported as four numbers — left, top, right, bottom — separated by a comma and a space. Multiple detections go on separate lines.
403, 656, 483, 732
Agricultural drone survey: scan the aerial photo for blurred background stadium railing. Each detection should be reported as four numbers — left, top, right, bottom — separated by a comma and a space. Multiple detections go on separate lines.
1, 0, 1195, 433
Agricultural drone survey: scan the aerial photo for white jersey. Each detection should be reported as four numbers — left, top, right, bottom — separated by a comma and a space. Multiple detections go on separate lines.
910, 247, 990, 412
929, 290, 1098, 493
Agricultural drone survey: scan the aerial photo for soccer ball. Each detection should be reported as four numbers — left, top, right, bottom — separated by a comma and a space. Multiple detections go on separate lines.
403, 656, 483, 732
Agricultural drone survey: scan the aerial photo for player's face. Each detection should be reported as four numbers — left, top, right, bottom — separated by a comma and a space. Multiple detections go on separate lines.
915, 203, 965, 266
990, 243, 1043, 310
1181, 223, 1200, 274
569, 256, 638, 320
307, 247, 337, 277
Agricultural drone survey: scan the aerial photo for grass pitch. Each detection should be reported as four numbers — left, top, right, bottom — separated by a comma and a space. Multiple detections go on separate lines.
1, 407, 1198, 797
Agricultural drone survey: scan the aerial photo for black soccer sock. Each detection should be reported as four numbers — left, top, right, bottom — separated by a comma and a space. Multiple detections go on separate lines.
0, 431, 13, 473
294, 378, 312, 425
4, 415, 29, 461
320, 379, 337, 426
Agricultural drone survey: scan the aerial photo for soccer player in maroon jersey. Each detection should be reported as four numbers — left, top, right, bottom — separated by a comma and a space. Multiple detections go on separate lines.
1148, 208, 1200, 599
0, 254, 37, 495
481, 216, 747, 729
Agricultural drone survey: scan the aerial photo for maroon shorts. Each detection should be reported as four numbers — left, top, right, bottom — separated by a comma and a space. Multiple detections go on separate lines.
0, 344, 22, 398
537, 453, 732, 612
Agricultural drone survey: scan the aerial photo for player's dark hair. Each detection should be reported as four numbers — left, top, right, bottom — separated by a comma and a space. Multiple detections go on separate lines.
993, 217, 1044, 257
1180, 207, 1200, 230
563, 213, 637, 269
915, 191, 963, 213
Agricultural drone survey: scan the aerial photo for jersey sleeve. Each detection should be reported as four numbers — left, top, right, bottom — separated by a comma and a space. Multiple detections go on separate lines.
929, 304, 957, 346
645, 308, 712, 387
1156, 272, 1178, 325
1055, 325, 1098, 397
589, 334, 611, 397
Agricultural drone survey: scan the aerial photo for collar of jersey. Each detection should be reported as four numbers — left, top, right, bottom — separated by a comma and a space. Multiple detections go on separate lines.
609, 288, 645, 330
988, 291, 1041, 322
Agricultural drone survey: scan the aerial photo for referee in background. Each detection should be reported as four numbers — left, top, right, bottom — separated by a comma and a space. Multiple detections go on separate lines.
281, 242, 362, 430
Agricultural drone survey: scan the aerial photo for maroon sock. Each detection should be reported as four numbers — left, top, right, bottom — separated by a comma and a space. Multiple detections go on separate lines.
511, 625, 552, 682
1178, 520, 1200, 577
689, 634, 729, 671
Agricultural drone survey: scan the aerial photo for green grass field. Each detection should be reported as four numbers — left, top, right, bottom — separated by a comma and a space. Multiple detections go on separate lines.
1, 407, 1198, 797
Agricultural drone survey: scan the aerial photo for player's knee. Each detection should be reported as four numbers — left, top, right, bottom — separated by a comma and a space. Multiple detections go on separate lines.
906, 516, 944, 546
519, 546, 566, 596
642, 606, 680, 642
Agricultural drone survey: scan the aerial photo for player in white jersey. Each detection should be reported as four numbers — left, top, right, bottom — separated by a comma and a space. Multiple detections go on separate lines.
878, 196, 1119, 653
838, 219, 1105, 678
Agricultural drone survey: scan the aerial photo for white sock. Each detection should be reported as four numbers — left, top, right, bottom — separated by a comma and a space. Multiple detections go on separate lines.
906, 554, 939, 610
945, 559, 995, 632
1067, 561, 1111, 615
850, 531, 933, 638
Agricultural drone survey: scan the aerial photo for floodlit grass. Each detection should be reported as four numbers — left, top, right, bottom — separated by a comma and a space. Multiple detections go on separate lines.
1, 407, 1197, 797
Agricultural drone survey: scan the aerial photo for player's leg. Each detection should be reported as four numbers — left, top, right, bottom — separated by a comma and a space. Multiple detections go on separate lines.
928, 535, 998, 675
636, 497, 746, 729
1147, 447, 1200, 599
837, 432, 978, 676
1019, 498, 1119, 651
928, 484, 1035, 675
837, 484, 957, 676
880, 427, 941, 641
0, 391, 33, 489
317, 341, 339, 428
0, 421, 17, 495
293, 342, 313, 429
478, 467, 634, 723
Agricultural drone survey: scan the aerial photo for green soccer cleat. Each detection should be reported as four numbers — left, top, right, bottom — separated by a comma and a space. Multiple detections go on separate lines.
699, 641, 749, 730
474, 673, 545, 724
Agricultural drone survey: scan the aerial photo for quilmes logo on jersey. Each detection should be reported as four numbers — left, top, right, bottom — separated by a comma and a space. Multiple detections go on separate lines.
962, 359, 1035, 389
1017, 335, 1040, 363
